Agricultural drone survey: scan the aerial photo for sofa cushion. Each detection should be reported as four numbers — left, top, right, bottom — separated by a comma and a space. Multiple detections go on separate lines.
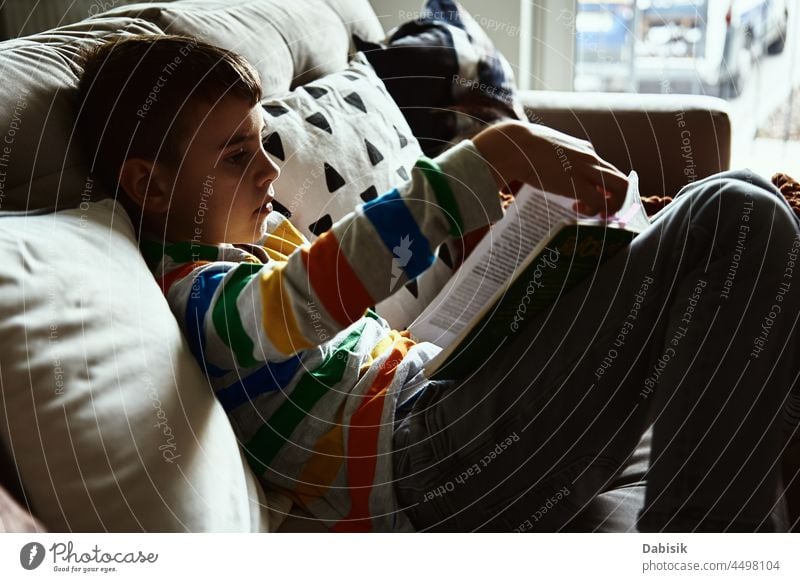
0, 200, 276, 531
101, 0, 386, 96
260, 53, 422, 242
258, 53, 464, 330
0, 17, 165, 212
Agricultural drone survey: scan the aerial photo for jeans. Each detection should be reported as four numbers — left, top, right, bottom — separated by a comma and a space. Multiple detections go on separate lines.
392, 170, 800, 532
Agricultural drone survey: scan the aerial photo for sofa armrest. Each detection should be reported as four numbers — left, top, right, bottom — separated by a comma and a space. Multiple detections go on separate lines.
520, 90, 732, 199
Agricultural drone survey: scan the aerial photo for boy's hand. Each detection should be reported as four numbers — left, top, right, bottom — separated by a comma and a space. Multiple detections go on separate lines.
472, 121, 629, 218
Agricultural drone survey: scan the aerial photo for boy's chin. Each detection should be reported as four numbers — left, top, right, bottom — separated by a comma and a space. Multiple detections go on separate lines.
253, 213, 271, 240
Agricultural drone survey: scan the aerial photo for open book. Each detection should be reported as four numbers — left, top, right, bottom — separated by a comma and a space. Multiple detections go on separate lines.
408, 171, 650, 381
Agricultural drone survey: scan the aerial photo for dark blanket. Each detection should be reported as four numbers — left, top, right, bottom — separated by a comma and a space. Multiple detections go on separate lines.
354, 0, 525, 157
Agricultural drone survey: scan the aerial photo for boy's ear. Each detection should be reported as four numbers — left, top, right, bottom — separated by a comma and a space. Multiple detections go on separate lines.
118, 158, 171, 213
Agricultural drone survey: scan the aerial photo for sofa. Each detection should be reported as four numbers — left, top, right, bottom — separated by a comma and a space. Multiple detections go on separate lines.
0, 0, 768, 533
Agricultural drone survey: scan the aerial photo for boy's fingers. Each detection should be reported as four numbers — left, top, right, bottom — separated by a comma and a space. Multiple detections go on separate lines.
574, 170, 625, 217
573, 178, 606, 216
593, 168, 628, 214
572, 200, 594, 216
499, 191, 515, 210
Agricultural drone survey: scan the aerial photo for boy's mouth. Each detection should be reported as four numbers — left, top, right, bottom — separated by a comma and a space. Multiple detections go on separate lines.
254, 185, 276, 216
254, 201, 273, 215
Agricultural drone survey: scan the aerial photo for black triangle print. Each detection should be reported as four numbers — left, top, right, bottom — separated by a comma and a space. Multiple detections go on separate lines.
324, 162, 346, 192
263, 104, 289, 117
365, 139, 384, 166
308, 214, 334, 237
344, 92, 367, 113
396, 166, 409, 181
262, 132, 285, 161
405, 279, 419, 299
438, 243, 454, 270
344, 74, 359, 81
303, 86, 328, 99
394, 125, 409, 148
359, 185, 378, 203
306, 112, 332, 134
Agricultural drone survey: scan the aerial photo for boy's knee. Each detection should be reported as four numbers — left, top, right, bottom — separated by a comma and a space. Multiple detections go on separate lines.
678, 169, 778, 202
718, 168, 775, 192
677, 173, 799, 246
691, 172, 789, 218
733, 188, 799, 253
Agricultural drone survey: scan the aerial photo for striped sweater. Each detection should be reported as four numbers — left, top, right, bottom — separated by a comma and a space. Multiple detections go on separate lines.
140, 140, 504, 532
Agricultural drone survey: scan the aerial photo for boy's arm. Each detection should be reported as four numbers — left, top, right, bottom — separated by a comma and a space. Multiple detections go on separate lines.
471, 120, 629, 217
167, 139, 504, 370
167, 121, 629, 371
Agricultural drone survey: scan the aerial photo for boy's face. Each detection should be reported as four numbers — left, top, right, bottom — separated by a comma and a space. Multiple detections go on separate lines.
156, 96, 279, 244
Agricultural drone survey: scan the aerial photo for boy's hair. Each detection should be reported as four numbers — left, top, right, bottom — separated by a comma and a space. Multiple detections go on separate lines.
74, 34, 262, 195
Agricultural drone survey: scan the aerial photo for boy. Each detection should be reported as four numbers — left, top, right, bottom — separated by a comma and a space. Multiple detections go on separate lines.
75, 35, 800, 532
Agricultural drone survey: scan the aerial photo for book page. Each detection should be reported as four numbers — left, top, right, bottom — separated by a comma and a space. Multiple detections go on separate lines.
408, 172, 642, 348
610, 171, 648, 231
408, 185, 577, 347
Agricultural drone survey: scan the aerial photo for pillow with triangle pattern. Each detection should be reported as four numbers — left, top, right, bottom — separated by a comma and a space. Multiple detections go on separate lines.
261, 52, 420, 240
260, 52, 458, 330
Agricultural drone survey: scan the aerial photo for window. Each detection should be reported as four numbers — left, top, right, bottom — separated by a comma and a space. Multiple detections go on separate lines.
572, 0, 797, 177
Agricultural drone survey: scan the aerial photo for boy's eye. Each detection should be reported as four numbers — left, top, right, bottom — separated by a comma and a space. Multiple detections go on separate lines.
226, 148, 249, 164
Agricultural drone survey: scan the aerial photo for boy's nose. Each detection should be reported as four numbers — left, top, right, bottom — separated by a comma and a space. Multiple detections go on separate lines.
256, 149, 280, 187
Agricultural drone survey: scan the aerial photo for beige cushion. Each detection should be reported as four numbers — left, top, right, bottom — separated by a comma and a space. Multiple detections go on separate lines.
102, 0, 386, 95
0, 200, 274, 531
